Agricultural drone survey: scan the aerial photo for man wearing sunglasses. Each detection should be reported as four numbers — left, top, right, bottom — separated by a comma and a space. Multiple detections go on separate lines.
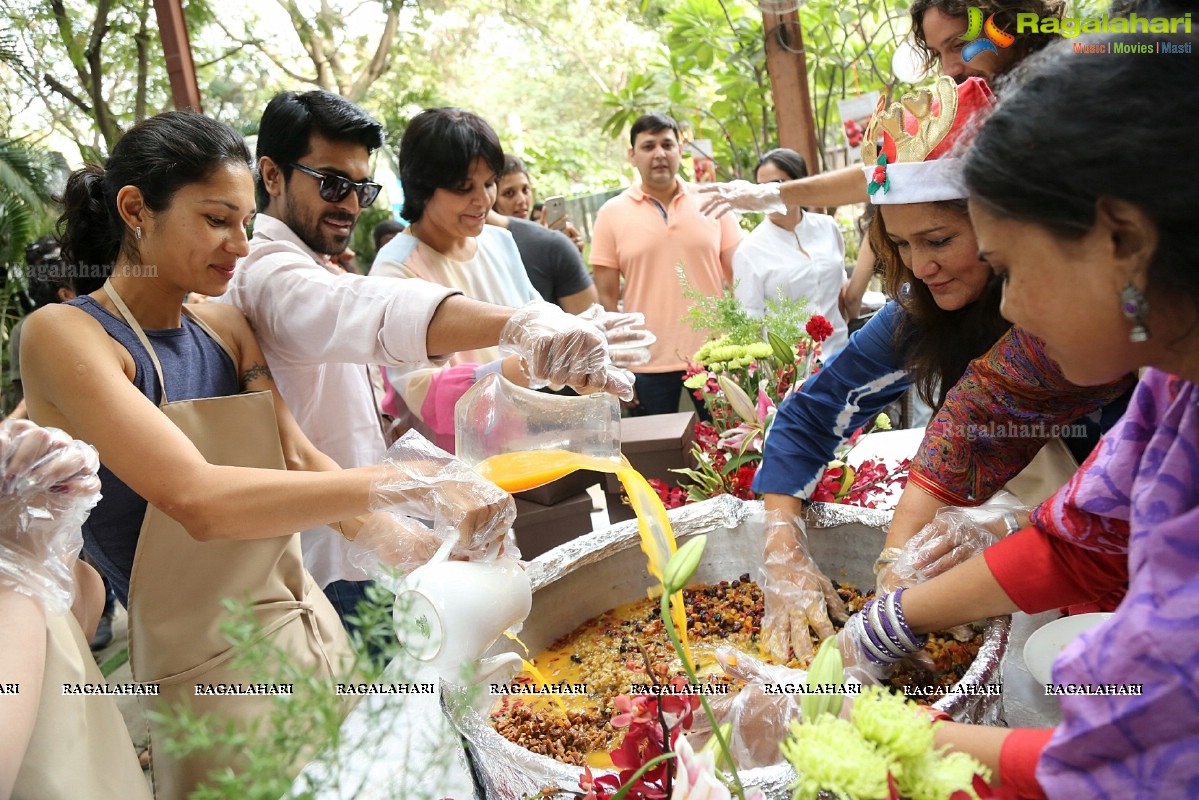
221, 90, 631, 630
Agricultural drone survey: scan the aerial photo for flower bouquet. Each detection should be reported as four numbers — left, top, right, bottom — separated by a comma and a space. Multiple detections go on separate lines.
660, 287, 909, 509
779, 639, 994, 800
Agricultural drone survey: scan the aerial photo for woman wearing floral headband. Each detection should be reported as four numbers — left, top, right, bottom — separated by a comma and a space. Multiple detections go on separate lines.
752, 76, 1133, 663
843, 33, 1198, 797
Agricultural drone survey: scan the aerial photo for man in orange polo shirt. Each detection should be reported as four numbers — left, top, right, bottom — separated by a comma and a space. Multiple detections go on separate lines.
591, 113, 742, 416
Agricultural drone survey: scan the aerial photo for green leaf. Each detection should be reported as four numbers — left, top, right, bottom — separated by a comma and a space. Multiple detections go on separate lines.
720, 451, 758, 475
768, 330, 796, 366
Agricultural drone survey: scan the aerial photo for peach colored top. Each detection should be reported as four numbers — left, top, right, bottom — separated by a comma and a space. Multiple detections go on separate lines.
589, 177, 741, 372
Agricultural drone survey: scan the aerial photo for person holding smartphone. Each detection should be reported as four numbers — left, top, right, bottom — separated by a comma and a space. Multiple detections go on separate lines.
492, 154, 585, 251
488, 159, 597, 313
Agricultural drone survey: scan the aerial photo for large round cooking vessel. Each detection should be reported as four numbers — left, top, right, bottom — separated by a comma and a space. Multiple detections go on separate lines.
442, 496, 1009, 799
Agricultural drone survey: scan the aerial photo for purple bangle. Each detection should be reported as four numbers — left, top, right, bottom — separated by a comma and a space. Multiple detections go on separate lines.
889, 588, 927, 651
863, 602, 898, 656
862, 600, 906, 662
853, 610, 900, 666
871, 597, 909, 654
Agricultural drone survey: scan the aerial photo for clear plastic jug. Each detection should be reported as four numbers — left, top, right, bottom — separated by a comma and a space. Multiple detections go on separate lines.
454, 373, 622, 491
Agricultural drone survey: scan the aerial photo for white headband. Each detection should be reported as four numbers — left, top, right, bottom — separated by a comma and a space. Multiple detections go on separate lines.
863, 157, 966, 205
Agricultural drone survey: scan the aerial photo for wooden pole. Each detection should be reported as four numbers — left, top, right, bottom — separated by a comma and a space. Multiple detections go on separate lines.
762, 8, 819, 174
153, 0, 202, 112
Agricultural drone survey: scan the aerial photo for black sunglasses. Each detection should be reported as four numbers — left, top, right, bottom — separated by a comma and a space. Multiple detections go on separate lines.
288, 163, 382, 208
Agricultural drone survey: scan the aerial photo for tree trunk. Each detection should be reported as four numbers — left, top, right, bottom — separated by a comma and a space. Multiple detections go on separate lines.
762, 9, 820, 177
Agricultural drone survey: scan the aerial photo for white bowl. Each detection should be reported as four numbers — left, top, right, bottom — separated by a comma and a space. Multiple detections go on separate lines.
1024, 612, 1114, 685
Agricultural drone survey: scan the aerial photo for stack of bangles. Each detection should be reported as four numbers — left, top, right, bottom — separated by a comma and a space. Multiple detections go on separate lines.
849, 587, 928, 666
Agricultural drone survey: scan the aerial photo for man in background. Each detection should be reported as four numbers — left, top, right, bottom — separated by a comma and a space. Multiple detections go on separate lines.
590, 112, 741, 416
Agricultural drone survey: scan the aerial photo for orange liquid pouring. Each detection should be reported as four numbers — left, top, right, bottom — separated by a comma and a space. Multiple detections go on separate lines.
475, 449, 624, 493
476, 450, 693, 667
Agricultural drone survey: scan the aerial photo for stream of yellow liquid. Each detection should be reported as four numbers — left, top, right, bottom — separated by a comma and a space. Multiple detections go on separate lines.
476, 450, 693, 667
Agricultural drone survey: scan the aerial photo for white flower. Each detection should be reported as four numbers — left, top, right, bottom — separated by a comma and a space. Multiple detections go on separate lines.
671, 735, 766, 800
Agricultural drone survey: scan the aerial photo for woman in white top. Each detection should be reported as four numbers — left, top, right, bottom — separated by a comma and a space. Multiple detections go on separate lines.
733, 148, 849, 356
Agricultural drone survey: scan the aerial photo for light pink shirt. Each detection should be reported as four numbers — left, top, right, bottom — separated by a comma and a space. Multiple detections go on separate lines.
220, 213, 459, 586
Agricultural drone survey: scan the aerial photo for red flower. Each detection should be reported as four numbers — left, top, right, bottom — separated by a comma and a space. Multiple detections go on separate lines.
811, 465, 845, 503
578, 765, 620, 799
805, 315, 834, 343
611, 695, 655, 728
872, 165, 888, 184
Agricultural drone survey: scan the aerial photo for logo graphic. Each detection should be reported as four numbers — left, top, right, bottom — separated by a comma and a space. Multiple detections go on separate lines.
960, 7, 1016, 61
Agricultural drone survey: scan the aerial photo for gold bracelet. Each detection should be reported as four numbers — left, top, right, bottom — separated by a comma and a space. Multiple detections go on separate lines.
872, 546, 902, 575
335, 520, 348, 539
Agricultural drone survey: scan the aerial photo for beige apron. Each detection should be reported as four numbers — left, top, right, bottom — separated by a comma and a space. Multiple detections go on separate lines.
104, 284, 351, 799
12, 613, 152, 800
1003, 436, 1080, 508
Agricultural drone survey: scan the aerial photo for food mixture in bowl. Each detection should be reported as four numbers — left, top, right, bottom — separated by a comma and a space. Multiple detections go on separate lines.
489, 578, 982, 766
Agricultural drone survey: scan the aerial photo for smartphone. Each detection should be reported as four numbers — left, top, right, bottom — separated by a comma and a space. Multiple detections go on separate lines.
542, 196, 567, 230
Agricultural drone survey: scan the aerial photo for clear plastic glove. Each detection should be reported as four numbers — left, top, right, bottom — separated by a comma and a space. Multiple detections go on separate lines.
697, 180, 786, 218
575, 304, 653, 347
499, 300, 634, 401
759, 509, 848, 663
691, 646, 839, 768
347, 510, 520, 581
835, 623, 892, 687
876, 500, 1030, 595
369, 430, 516, 554
575, 304, 655, 369
0, 420, 102, 615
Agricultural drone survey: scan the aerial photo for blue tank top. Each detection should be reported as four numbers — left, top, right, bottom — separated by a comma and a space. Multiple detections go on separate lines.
67, 296, 240, 606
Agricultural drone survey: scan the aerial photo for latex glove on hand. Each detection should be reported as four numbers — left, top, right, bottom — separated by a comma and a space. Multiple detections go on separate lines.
369, 430, 516, 557
876, 500, 1031, 595
692, 646, 832, 769
575, 303, 654, 369
697, 180, 786, 218
759, 509, 848, 663
0, 420, 102, 615
347, 511, 520, 581
500, 300, 634, 400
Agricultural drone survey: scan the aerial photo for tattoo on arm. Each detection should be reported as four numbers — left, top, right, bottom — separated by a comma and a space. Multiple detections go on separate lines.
241, 362, 273, 390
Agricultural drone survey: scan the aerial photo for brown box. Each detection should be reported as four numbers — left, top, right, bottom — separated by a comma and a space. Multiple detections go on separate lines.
514, 469, 602, 506
604, 411, 697, 492
603, 411, 697, 525
512, 491, 595, 559
604, 488, 637, 525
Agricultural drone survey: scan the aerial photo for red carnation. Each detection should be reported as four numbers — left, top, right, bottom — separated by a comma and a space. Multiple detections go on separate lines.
806, 314, 834, 343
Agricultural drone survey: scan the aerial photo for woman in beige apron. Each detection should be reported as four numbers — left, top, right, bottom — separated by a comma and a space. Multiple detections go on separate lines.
2, 420, 149, 800
19, 112, 515, 799
11, 613, 154, 800
108, 282, 350, 797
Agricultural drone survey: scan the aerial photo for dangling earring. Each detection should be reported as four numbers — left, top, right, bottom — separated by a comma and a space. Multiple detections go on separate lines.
135, 225, 142, 241
1120, 282, 1150, 343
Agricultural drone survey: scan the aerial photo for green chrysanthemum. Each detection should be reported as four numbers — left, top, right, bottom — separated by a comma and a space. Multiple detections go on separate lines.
897, 749, 992, 800
747, 342, 774, 359
683, 373, 708, 389
850, 686, 936, 760
780, 716, 892, 800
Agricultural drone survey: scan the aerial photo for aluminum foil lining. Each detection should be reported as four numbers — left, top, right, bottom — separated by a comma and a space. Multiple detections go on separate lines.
525, 493, 752, 592
444, 496, 1008, 800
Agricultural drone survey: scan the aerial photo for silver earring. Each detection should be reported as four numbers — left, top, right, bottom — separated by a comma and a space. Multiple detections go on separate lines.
135, 225, 142, 241
1120, 282, 1150, 343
